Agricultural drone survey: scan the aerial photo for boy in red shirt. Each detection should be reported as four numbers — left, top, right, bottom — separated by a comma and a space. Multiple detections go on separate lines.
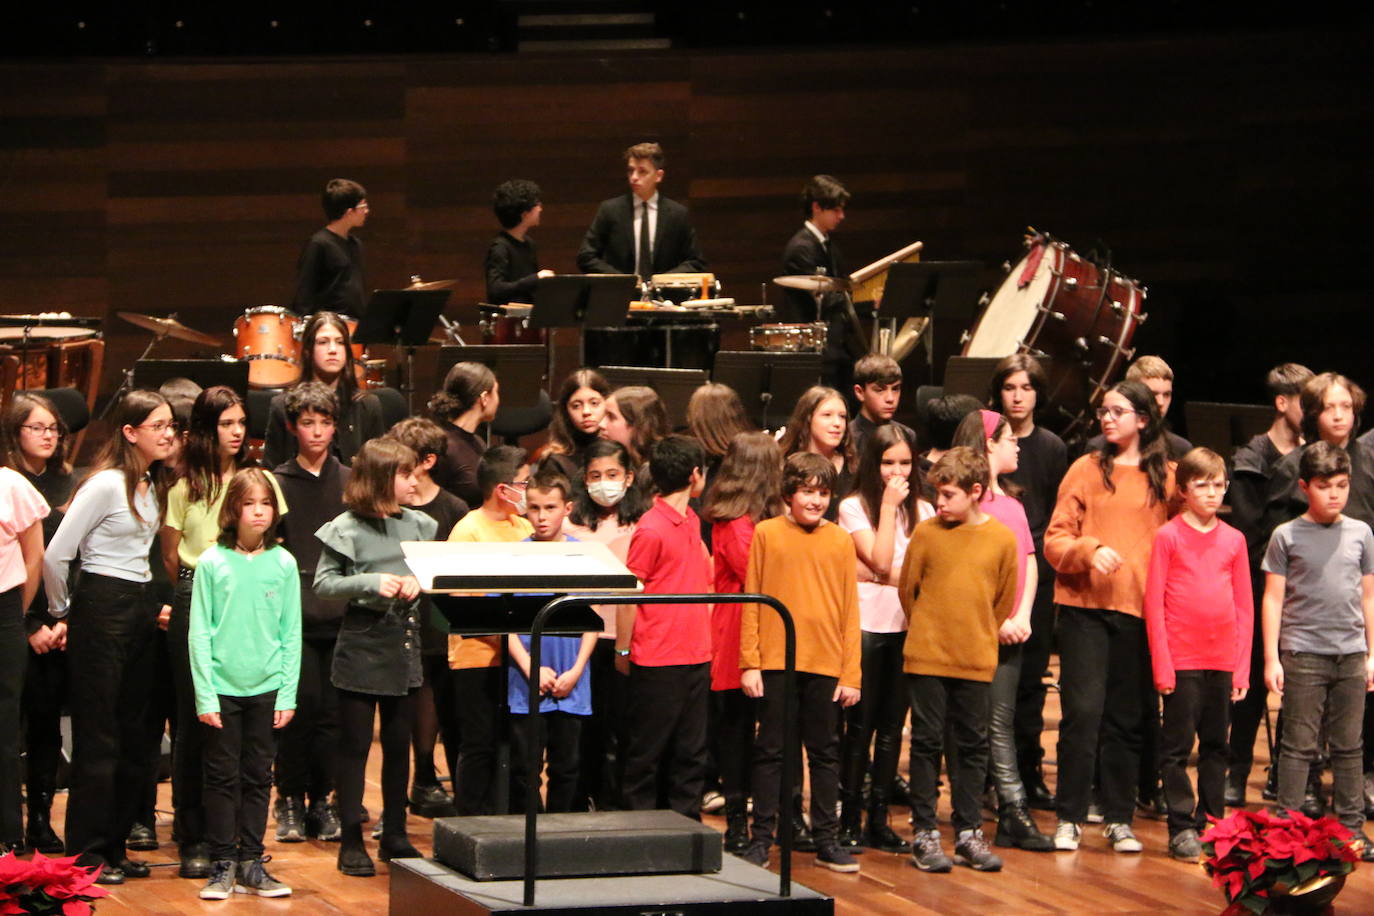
1144, 447, 1252, 860
619, 436, 712, 817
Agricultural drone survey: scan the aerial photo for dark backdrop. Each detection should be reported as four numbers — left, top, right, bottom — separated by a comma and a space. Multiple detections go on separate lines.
2, 28, 1369, 417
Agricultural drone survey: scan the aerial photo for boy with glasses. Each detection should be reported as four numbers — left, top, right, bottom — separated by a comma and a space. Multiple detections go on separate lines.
1143, 447, 1252, 859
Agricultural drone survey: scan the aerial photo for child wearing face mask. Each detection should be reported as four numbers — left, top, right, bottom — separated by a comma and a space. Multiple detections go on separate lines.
564, 439, 649, 810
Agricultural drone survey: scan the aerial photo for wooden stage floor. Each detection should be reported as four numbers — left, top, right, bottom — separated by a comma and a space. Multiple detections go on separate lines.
52, 676, 1374, 915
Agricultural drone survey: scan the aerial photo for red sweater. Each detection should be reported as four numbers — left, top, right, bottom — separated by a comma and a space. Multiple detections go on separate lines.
1143, 515, 1254, 691
709, 515, 754, 691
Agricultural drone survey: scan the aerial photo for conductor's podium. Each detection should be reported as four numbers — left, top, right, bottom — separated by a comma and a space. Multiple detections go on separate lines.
388, 541, 832, 915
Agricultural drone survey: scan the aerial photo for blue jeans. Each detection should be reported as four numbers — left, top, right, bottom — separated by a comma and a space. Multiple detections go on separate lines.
1276, 650, 1366, 830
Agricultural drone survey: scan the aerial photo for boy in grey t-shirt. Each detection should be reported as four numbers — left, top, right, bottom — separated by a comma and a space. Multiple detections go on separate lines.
1262, 442, 1374, 856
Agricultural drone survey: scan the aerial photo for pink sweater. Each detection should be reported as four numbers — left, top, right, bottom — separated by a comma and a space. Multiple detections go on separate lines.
1143, 515, 1253, 691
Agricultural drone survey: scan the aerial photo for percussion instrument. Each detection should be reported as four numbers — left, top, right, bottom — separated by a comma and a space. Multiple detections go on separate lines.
363, 358, 387, 389
649, 273, 718, 304
962, 233, 1146, 434
772, 274, 851, 294
118, 311, 221, 347
849, 240, 924, 304
749, 322, 827, 353
233, 306, 302, 388
0, 326, 102, 391
478, 305, 547, 345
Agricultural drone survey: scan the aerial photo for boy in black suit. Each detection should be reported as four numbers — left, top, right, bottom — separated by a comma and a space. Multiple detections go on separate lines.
781, 174, 855, 390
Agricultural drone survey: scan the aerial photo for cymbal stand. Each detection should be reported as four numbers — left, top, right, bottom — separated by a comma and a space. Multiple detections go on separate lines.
97, 329, 168, 422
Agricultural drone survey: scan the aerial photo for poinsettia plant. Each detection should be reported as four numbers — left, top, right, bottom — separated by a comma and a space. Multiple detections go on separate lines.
1200, 808, 1360, 915
0, 851, 109, 916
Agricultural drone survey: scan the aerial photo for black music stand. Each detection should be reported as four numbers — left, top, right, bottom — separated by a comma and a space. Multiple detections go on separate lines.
1184, 401, 1274, 459
598, 366, 708, 430
712, 350, 822, 430
355, 288, 451, 413
436, 345, 549, 442
134, 359, 250, 398
942, 356, 1002, 402
881, 261, 983, 385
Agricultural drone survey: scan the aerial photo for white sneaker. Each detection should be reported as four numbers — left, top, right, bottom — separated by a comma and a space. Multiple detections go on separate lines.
1053, 820, 1081, 851
1103, 822, 1143, 853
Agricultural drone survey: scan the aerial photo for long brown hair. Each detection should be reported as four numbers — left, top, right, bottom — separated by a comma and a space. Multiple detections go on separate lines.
702, 432, 784, 524
853, 424, 921, 535
0, 392, 71, 475
215, 468, 283, 548
180, 385, 249, 505
81, 389, 173, 526
777, 386, 855, 472
687, 383, 754, 459
547, 368, 610, 456
952, 409, 1025, 501
344, 438, 417, 519
608, 386, 668, 466
1094, 380, 1168, 504
299, 311, 361, 405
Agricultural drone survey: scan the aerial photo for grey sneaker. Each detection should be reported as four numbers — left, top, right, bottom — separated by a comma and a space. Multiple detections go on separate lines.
954, 828, 1003, 871
909, 828, 953, 873
199, 859, 236, 900
1053, 820, 1081, 851
1103, 822, 1143, 853
235, 856, 291, 897
1169, 828, 1202, 861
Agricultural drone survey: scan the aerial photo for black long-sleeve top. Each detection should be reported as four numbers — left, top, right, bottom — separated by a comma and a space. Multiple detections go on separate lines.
292, 227, 364, 316
484, 231, 541, 304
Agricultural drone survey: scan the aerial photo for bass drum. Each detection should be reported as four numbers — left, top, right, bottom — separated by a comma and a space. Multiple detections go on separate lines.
234, 306, 301, 389
963, 235, 1146, 435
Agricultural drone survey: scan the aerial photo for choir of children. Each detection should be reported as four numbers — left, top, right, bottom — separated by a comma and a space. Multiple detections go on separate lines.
6, 344, 1374, 902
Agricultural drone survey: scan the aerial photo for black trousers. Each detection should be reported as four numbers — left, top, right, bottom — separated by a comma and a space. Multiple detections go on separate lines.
23, 620, 67, 807
413, 653, 459, 787
274, 636, 340, 803
1013, 557, 1056, 774
452, 666, 504, 816
202, 691, 277, 861
577, 640, 627, 811
167, 576, 206, 845
907, 673, 990, 833
1160, 670, 1231, 835
840, 630, 906, 802
336, 687, 416, 834
64, 573, 159, 867
622, 662, 709, 818
714, 688, 755, 803
1055, 605, 1149, 825
511, 711, 584, 814
750, 671, 841, 846
1228, 579, 1268, 782
0, 587, 25, 841
134, 623, 173, 831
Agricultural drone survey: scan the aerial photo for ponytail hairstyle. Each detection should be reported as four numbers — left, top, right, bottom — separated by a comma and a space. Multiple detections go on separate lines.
1093, 379, 1168, 504
0, 392, 72, 475
702, 431, 784, 524
82, 389, 173, 526
180, 385, 249, 505
854, 423, 921, 535
428, 361, 497, 425
951, 409, 1024, 501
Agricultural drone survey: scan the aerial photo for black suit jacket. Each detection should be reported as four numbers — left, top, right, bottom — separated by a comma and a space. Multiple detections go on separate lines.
576, 193, 706, 276
779, 225, 845, 324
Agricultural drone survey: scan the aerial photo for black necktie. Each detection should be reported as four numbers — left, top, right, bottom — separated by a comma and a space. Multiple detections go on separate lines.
637, 200, 652, 278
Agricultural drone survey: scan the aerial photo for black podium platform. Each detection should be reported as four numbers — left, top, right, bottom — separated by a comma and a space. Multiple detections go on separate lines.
388, 855, 833, 915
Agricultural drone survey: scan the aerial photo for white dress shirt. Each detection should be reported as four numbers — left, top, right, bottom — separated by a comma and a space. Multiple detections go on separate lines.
632, 191, 660, 276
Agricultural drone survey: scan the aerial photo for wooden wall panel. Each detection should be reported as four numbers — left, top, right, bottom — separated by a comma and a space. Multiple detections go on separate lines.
0, 31, 1368, 412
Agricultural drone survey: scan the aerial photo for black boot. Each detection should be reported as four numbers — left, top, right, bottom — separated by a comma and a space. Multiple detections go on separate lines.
1225, 770, 1248, 808
723, 798, 750, 853
888, 776, 914, 809
994, 800, 1054, 851
25, 793, 64, 855
1022, 765, 1056, 811
837, 793, 863, 850
790, 796, 816, 852
378, 825, 422, 863
337, 824, 375, 877
864, 800, 910, 853
1262, 764, 1278, 802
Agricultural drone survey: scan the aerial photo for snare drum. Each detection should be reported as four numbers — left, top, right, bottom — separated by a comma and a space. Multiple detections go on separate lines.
750, 322, 828, 353
963, 235, 1146, 434
363, 358, 387, 390
234, 306, 301, 388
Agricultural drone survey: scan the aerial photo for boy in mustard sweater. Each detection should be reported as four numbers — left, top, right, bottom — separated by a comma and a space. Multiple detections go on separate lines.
740, 452, 862, 873
898, 447, 1018, 874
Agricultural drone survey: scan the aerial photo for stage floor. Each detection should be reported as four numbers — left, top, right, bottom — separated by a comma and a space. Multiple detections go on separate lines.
51, 667, 1374, 915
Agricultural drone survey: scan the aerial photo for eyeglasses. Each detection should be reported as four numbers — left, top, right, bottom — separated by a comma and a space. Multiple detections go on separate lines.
137, 420, 175, 434
504, 480, 529, 490
1094, 406, 1137, 421
20, 424, 61, 436
1187, 479, 1229, 493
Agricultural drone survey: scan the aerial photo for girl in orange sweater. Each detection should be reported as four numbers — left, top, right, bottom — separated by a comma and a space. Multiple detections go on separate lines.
1044, 380, 1176, 855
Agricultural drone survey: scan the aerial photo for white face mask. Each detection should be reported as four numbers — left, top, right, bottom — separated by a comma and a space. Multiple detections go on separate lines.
587, 479, 626, 508
504, 484, 527, 516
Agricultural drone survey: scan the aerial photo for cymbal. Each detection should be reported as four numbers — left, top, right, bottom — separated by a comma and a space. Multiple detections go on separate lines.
117, 311, 222, 347
772, 274, 850, 293
406, 278, 458, 291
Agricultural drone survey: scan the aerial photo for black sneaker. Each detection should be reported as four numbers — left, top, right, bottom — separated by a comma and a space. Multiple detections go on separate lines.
815, 842, 860, 873
94, 865, 125, 886
199, 859, 235, 900
909, 828, 952, 873
954, 828, 1003, 872
408, 782, 458, 819
275, 797, 306, 843
116, 858, 151, 879
308, 799, 342, 842
126, 822, 159, 851
235, 856, 291, 897
790, 798, 817, 853
738, 841, 769, 867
